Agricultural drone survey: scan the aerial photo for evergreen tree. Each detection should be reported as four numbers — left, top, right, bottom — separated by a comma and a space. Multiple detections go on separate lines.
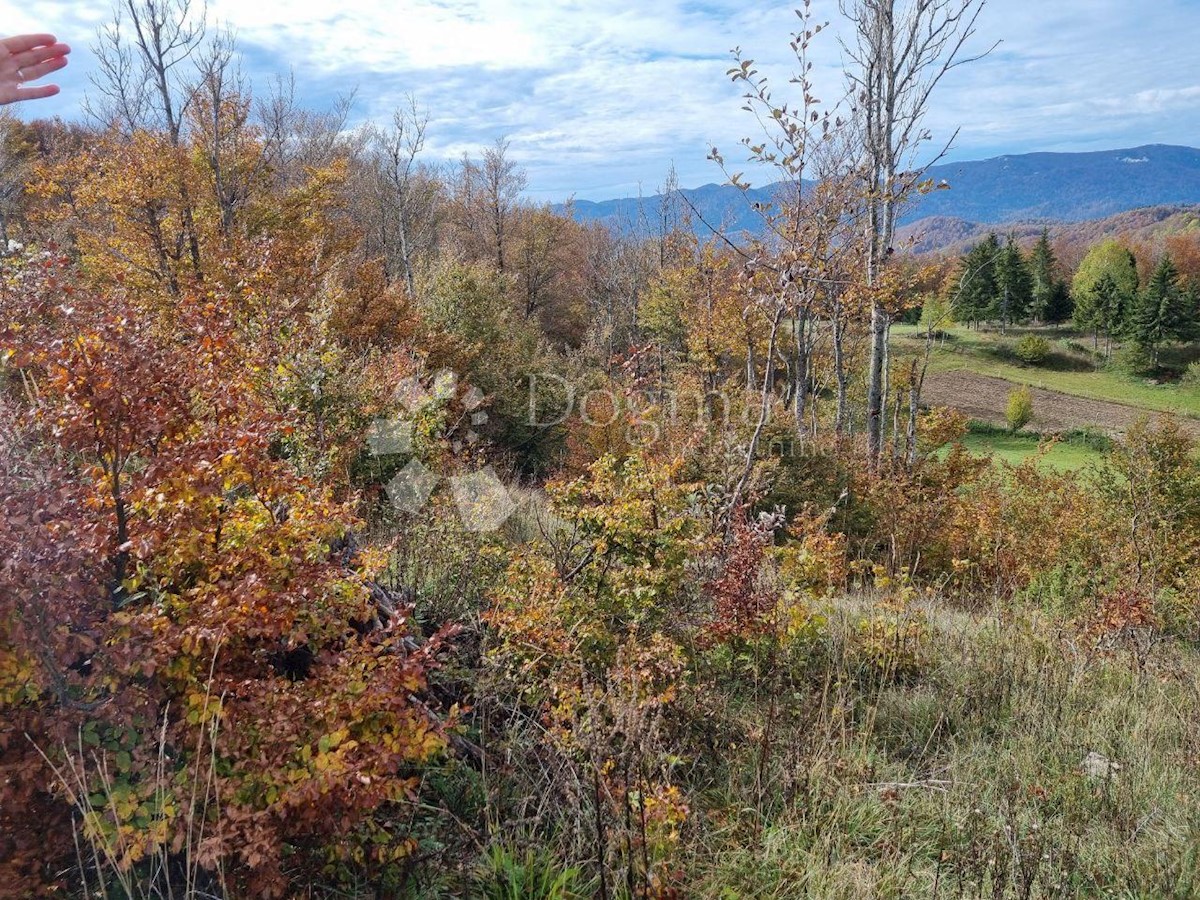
1028, 228, 1057, 323
1078, 273, 1132, 357
954, 233, 1000, 328
993, 235, 1033, 330
1131, 255, 1187, 366
1183, 283, 1200, 343
1072, 240, 1139, 355
1045, 279, 1073, 324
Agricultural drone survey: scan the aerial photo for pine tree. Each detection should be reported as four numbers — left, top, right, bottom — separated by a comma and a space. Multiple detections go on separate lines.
1131, 255, 1186, 367
1028, 228, 1057, 323
1045, 279, 1073, 324
954, 233, 1000, 328
1084, 273, 1133, 357
993, 235, 1033, 330
1072, 240, 1139, 355
1183, 283, 1200, 343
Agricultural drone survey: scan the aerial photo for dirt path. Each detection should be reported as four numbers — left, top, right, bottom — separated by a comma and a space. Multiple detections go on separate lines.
921, 370, 1200, 438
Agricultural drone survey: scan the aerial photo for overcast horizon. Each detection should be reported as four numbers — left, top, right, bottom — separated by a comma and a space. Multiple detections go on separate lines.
4, 0, 1200, 202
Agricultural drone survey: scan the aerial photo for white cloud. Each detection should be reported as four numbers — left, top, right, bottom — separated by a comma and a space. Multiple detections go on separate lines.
209, 0, 541, 71
3, 0, 1200, 199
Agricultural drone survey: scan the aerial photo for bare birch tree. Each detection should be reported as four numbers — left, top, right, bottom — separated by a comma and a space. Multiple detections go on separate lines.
840, 0, 994, 467
706, 4, 861, 517
454, 138, 526, 273
364, 97, 442, 295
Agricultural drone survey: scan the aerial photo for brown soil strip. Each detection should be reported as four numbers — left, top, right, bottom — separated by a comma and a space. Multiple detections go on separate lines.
921, 370, 1200, 438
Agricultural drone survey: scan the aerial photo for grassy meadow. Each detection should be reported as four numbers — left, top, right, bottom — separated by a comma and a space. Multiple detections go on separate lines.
894, 323, 1200, 471
894, 324, 1200, 420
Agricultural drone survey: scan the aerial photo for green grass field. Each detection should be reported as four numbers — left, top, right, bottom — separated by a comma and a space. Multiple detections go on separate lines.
894, 324, 1200, 419
952, 429, 1108, 471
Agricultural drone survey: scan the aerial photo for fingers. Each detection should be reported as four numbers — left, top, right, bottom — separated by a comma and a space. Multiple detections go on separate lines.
10, 42, 71, 73
0, 83, 60, 106
0, 34, 60, 55
14, 84, 60, 101
12, 55, 69, 84
0, 35, 70, 105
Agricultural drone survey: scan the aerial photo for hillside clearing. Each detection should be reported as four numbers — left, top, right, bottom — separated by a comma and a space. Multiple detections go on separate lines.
921, 370, 1200, 438
894, 325, 1200, 420
951, 429, 1108, 470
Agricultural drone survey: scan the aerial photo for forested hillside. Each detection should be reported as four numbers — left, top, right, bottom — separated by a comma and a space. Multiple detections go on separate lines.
566, 146, 1200, 240
899, 204, 1200, 256
3, 3, 1200, 899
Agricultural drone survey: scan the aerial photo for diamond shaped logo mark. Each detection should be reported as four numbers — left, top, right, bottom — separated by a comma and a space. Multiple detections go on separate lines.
385, 460, 439, 513
367, 418, 413, 456
431, 369, 458, 402
463, 385, 485, 411
450, 467, 517, 532
396, 375, 430, 412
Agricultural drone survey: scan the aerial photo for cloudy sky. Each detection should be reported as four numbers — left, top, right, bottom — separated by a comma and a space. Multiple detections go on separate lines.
4, 0, 1200, 200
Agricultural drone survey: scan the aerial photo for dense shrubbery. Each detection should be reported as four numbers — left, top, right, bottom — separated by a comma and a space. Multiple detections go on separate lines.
6, 181, 1200, 898
1013, 333, 1051, 364
1183, 360, 1200, 387
4, 6, 1200, 897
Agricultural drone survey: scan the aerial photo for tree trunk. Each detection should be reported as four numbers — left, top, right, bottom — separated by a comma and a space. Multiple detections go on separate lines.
866, 303, 889, 464
792, 310, 809, 432
905, 357, 921, 466
833, 309, 850, 435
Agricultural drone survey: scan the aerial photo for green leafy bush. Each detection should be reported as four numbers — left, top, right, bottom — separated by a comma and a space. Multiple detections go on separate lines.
1111, 343, 1156, 376
1006, 386, 1034, 433
1014, 334, 1051, 365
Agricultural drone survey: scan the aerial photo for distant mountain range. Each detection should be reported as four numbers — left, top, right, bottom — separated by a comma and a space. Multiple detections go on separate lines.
897, 205, 1200, 257
902, 205, 1200, 256
562, 145, 1200, 252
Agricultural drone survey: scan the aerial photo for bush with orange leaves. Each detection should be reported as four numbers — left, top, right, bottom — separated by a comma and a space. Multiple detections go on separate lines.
484, 453, 708, 898
851, 445, 991, 582
950, 452, 1104, 598
0, 253, 451, 896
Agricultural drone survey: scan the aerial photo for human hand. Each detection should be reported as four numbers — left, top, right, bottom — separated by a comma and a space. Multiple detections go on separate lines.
0, 34, 70, 106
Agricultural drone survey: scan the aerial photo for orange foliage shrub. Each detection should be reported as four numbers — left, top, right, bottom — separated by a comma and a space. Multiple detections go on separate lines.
485, 454, 706, 895
707, 514, 777, 642
951, 454, 1102, 596
0, 254, 450, 895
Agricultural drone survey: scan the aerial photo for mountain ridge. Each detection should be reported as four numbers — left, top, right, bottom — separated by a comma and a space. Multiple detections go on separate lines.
560, 144, 1200, 250
898, 204, 1200, 259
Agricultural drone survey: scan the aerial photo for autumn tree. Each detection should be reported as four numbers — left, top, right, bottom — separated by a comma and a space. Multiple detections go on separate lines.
31, 128, 205, 295
189, 30, 278, 244
0, 255, 452, 894
453, 138, 527, 273
89, 0, 211, 278
1072, 239, 1139, 355
1164, 231, 1200, 288
840, 0, 993, 466
512, 202, 588, 343
578, 221, 657, 366
0, 115, 38, 246
361, 97, 442, 296
706, 4, 869, 507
